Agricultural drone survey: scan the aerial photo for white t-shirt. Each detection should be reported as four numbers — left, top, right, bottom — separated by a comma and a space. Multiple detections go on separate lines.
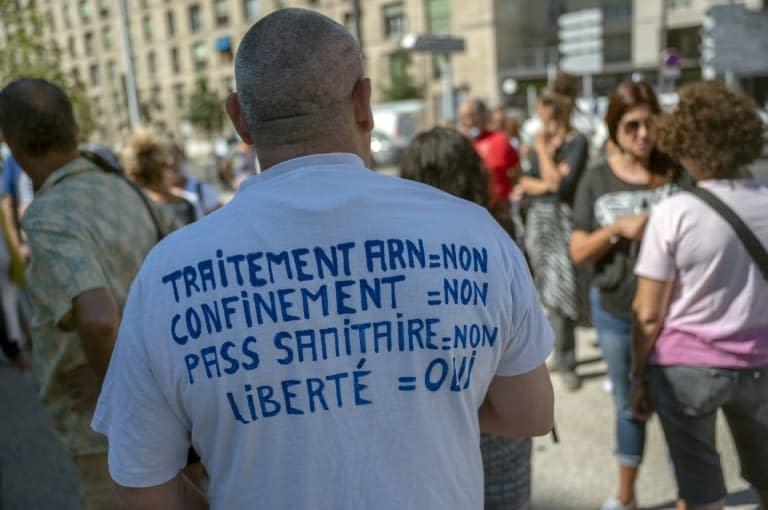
635, 178, 768, 368
92, 153, 553, 509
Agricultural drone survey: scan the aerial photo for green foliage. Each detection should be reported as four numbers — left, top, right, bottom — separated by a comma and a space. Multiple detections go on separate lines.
0, 0, 95, 139
185, 81, 225, 137
381, 50, 424, 102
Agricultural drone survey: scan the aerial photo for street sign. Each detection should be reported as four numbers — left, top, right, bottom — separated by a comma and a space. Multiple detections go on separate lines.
558, 8, 603, 75
701, 4, 768, 76
400, 34, 465, 54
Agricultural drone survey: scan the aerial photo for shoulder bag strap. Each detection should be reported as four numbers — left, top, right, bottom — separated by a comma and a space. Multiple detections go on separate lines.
79, 151, 165, 242
688, 186, 768, 280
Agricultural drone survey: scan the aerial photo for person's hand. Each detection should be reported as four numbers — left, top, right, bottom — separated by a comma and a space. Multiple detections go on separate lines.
509, 184, 524, 204
63, 365, 101, 413
18, 243, 31, 262
630, 379, 653, 421
545, 131, 564, 155
612, 213, 649, 241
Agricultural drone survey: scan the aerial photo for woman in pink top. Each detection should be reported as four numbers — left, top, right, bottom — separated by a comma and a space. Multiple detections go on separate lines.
631, 81, 768, 510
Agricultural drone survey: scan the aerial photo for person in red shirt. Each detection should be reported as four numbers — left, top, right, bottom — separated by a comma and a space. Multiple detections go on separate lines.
458, 99, 520, 209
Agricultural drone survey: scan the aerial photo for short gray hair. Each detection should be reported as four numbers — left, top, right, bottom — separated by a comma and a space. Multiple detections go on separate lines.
234, 8, 363, 148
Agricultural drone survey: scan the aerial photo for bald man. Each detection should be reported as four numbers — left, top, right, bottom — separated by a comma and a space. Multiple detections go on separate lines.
92, 9, 554, 509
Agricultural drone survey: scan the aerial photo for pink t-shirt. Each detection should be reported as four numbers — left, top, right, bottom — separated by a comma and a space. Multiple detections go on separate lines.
635, 178, 768, 368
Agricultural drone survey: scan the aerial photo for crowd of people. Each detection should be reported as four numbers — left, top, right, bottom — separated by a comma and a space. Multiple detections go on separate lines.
0, 7, 765, 510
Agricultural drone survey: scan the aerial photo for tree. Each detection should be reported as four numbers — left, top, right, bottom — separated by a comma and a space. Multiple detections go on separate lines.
185, 80, 225, 138
381, 49, 424, 102
0, 0, 95, 139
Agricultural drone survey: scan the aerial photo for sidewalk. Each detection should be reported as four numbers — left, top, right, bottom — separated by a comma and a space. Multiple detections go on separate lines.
531, 327, 760, 510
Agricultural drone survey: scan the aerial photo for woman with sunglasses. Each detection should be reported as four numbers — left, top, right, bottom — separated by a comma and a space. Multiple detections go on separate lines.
569, 81, 689, 510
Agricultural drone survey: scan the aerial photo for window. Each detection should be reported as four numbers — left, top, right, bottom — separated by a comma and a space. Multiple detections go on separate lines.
214, 0, 229, 26
98, 0, 109, 17
189, 4, 203, 32
383, 3, 405, 39
68, 36, 76, 57
147, 51, 156, 79
45, 10, 55, 31
63, 4, 71, 27
243, 0, 259, 20
669, 0, 692, 9
89, 63, 100, 86
192, 41, 208, 71
173, 83, 185, 108
107, 59, 117, 83
426, 0, 450, 35
79, 0, 91, 22
72, 67, 81, 85
84, 31, 94, 55
343, 12, 356, 37
102, 26, 113, 50
389, 50, 409, 82
152, 85, 163, 111
166, 10, 175, 36
142, 14, 152, 41
170, 46, 181, 72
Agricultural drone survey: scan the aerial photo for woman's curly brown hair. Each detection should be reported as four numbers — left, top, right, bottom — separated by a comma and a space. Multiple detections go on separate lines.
652, 81, 765, 179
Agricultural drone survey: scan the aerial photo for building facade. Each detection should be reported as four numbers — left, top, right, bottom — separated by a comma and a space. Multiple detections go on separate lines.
26, 0, 767, 144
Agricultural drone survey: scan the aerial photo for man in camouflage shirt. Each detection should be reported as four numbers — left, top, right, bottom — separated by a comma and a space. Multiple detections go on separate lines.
0, 78, 177, 509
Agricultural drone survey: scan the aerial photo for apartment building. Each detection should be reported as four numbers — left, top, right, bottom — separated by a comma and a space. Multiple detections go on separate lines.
31, 0, 570, 143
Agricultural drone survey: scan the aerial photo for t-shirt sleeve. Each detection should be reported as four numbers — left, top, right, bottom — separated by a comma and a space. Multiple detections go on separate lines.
557, 135, 589, 201
2, 157, 17, 196
201, 182, 222, 212
91, 276, 190, 488
571, 168, 596, 232
24, 221, 107, 325
18, 171, 34, 208
496, 246, 554, 376
634, 203, 676, 282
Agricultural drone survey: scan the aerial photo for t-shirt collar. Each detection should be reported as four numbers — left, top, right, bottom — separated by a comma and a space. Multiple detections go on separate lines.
238, 152, 366, 191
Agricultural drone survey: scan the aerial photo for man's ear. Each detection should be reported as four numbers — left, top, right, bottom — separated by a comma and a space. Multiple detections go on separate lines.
224, 93, 254, 145
352, 77, 374, 134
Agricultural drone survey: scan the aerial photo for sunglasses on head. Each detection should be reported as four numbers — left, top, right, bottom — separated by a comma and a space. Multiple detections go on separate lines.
622, 118, 650, 134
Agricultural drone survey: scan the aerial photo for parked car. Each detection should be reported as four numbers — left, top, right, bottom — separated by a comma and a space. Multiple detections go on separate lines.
370, 129, 406, 168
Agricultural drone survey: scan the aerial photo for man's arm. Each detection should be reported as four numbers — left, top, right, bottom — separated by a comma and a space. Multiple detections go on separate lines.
115, 472, 208, 510
73, 287, 120, 380
479, 362, 553, 437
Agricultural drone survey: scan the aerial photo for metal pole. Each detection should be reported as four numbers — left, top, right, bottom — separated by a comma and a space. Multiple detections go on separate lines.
438, 53, 454, 123
352, 0, 365, 70
116, 0, 140, 129
657, 0, 668, 91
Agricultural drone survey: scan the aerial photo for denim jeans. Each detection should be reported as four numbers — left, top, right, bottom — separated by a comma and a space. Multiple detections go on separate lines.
590, 287, 645, 467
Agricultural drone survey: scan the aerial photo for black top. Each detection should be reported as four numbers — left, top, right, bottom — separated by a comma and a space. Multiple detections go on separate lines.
571, 158, 690, 319
527, 133, 589, 206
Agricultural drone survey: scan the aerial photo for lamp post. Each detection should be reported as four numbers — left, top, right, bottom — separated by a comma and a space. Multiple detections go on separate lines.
400, 33, 465, 123
115, 0, 140, 129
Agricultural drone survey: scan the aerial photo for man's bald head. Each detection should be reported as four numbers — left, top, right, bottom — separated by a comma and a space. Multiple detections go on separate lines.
0, 78, 78, 157
233, 9, 364, 149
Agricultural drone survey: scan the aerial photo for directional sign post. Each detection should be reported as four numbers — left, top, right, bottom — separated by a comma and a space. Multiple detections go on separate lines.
701, 5, 768, 80
558, 9, 603, 76
401, 34, 466, 123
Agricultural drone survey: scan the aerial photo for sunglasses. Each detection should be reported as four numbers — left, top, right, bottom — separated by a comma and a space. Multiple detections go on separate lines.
621, 118, 650, 134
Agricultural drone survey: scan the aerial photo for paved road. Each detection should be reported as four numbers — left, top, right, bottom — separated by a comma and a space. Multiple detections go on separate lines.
531, 328, 760, 510
0, 365, 79, 510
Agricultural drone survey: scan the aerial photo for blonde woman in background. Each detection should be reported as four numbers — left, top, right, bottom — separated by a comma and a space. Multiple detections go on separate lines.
121, 130, 199, 227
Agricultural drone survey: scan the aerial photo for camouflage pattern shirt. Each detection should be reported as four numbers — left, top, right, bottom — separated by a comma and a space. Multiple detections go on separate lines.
23, 156, 178, 457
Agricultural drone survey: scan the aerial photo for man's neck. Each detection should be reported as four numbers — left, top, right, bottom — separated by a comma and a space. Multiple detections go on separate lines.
257, 141, 367, 172
22, 150, 81, 189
